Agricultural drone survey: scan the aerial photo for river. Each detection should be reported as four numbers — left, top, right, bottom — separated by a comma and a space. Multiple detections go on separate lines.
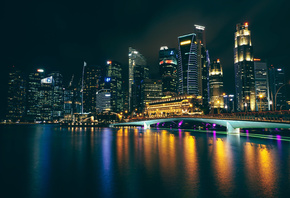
0, 125, 289, 198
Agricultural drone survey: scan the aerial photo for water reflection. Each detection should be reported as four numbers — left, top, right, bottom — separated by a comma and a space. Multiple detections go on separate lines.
0, 125, 290, 197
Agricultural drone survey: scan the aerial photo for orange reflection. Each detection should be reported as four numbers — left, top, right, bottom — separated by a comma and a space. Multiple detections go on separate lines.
183, 132, 199, 186
213, 138, 233, 195
257, 144, 276, 195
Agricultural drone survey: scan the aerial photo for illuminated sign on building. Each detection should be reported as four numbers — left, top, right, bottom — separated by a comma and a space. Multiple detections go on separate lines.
37, 69, 44, 73
107, 60, 112, 65
41, 76, 53, 84
194, 24, 205, 30
180, 40, 191, 45
277, 68, 282, 71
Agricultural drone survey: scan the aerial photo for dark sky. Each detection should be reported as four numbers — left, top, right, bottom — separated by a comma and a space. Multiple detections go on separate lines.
1, 0, 290, 118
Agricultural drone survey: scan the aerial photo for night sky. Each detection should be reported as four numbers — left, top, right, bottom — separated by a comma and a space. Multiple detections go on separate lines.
1, 0, 290, 118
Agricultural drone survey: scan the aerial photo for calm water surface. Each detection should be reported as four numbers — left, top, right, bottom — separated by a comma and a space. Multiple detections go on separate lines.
0, 125, 290, 198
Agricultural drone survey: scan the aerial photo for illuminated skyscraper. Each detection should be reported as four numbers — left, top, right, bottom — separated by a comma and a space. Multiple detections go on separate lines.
234, 22, 255, 111
254, 59, 270, 111
209, 59, 224, 111
83, 65, 103, 113
194, 25, 210, 107
105, 60, 123, 113
269, 65, 286, 110
159, 46, 178, 95
143, 79, 163, 104
6, 67, 26, 122
178, 33, 198, 95
26, 69, 45, 121
128, 47, 148, 113
178, 25, 209, 107
48, 71, 64, 120
39, 75, 54, 121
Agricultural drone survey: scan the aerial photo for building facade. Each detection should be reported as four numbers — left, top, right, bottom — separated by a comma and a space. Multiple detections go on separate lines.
128, 47, 148, 113
6, 67, 26, 121
105, 60, 123, 113
26, 69, 45, 122
234, 22, 255, 111
83, 65, 103, 113
178, 33, 198, 95
145, 95, 202, 118
159, 46, 178, 96
254, 59, 270, 111
269, 65, 286, 110
143, 79, 163, 104
209, 59, 224, 111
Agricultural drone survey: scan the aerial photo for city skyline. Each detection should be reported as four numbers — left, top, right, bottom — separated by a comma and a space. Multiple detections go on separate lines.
1, 0, 290, 118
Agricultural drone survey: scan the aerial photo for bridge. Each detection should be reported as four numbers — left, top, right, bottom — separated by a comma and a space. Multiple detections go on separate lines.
110, 117, 290, 134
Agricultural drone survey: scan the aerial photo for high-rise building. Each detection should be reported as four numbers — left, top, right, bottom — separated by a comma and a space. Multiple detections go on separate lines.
209, 59, 224, 111
178, 25, 209, 105
194, 25, 210, 107
105, 60, 123, 113
143, 79, 163, 104
223, 94, 235, 113
6, 67, 26, 122
159, 46, 178, 96
254, 59, 270, 111
128, 47, 148, 113
234, 22, 255, 111
83, 65, 103, 113
96, 89, 111, 112
269, 65, 286, 110
26, 69, 45, 122
49, 71, 64, 120
39, 75, 54, 121
178, 33, 198, 95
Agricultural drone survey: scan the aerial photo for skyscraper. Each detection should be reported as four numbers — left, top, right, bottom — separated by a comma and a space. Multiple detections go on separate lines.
105, 60, 123, 113
178, 33, 198, 95
128, 47, 148, 113
83, 65, 103, 113
6, 67, 26, 122
178, 25, 209, 105
234, 22, 255, 111
159, 46, 178, 95
49, 71, 64, 120
143, 79, 163, 104
209, 59, 224, 111
26, 69, 45, 122
269, 65, 286, 110
39, 75, 54, 121
194, 25, 210, 107
254, 59, 270, 111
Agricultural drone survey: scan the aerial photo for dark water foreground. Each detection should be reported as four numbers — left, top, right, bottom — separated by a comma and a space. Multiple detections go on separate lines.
0, 125, 289, 198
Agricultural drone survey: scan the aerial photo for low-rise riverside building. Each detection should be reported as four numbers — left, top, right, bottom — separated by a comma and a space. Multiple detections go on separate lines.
145, 95, 203, 118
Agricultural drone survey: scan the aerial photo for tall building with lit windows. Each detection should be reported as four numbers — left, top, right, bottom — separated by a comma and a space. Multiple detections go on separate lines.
6, 67, 26, 122
178, 25, 209, 108
234, 22, 255, 111
269, 65, 286, 110
97, 60, 123, 113
26, 69, 45, 121
128, 47, 148, 113
209, 59, 224, 111
159, 46, 178, 95
254, 59, 270, 111
178, 33, 198, 95
193, 25, 210, 107
83, 65, 103, 113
